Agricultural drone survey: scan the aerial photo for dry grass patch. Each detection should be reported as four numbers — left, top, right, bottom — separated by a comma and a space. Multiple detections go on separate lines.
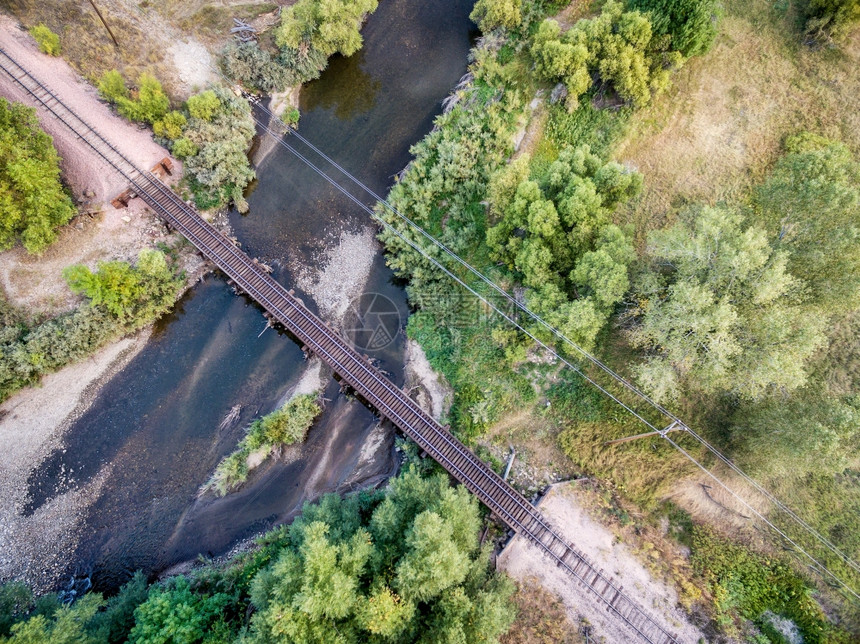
614, 0, 860, 242
501, 579, 585, 644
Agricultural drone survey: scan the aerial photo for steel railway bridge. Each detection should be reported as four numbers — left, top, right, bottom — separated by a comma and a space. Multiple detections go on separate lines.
0, 48, 682, 644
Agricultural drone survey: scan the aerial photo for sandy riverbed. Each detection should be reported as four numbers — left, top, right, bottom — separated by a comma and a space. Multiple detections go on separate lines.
0, 18, 201, 591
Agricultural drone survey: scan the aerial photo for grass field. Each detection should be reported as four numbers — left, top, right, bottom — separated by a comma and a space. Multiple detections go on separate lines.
614, 0, 860, 244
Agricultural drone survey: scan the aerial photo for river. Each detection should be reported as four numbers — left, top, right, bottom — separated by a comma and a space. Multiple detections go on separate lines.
22, 0, 476, 592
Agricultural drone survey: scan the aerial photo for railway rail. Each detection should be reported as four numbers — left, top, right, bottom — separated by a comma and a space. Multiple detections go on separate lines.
0, 47, 682, 644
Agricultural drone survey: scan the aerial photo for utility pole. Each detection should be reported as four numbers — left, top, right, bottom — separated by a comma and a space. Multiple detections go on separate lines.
87, 0, 119, 48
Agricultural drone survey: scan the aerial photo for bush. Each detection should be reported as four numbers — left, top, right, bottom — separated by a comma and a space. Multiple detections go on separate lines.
29, 23, 60, 56
471, 0, 524, 32
97, 69, 128, 103
629, 0, 721, 57
0, 98, 76, 254
99, 71, 169, 125
280, 107, 300, 128
63, 249, 182, 327
221, 42, 288, 94
152, 110, 186, 141
209, 394, 321, 496
186, 90, 220, 121
804, 0, 860, 43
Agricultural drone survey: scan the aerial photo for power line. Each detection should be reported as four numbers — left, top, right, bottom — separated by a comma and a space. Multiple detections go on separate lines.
268, 108, 860, 582
198, 58, 860, 590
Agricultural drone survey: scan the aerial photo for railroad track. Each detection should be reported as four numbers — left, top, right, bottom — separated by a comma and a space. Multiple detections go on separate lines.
0, 48, 682, 644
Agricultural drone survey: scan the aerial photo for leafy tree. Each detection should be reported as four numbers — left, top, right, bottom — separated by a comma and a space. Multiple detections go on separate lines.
28, 24, 60, 56
0, 98, 75, 254
98, 71, 169, 125
804, 0, 860, 42
63, 249, 182, 327
152, 111, 186, 141
186, 90, 220, 122
486, 145, 640, 349
531, 1, 683, 110
629, 0, 720, 57
753, 133, 860, 315
630, 206, 828, 402
90, 572, 150, 644
221, 42, 288, 94
470, 0, 523, 32
246, 467, 515, 643
128, 577, 231, 644
180, 87, 255, 213
0, 583, 32, 637
2, 594, 103, 644
276, 0, 379, 58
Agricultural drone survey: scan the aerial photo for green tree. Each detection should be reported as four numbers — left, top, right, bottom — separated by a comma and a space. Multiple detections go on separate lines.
28, 24, 60, 56
3, 594, 103, 644
221, 42, 289, 94
486, 145, 640, 349
631, 206, 828, 402
804, 0, 860, 42
629, 0, 720, 57
63, 249, 182, 327
97, 70, 128, 103
276, 0, 379, 58
152, 111, 186, 141
180, 87, 255, 213
116, 73, 170, 124
0, 98, 75, 254
753, 133, 860, 315
247, 468, 515, 643
128, 577, 231, 644
185, 90, 220, 122
470, 0, 523, 32
531, 1, 683, 110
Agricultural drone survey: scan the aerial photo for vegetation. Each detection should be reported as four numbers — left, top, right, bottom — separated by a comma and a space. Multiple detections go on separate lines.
532, 1, 684, 110
471, 0, 524, 32
0, 250, 181, 402
629, 204, 827, 403
629, 0, 721, 57
803, 0, 860, 43
28, 23, 60, 56
208, 394, 321, 496
1, 470, 515, 643
224, 0, 380, 91
487, 144, 640, 349
64, 249, 183, 326
97, 70, 169, 125
0, 98, 75, 254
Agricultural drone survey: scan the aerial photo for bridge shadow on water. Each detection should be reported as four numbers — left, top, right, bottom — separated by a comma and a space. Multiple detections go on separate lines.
24, 0, 477, 592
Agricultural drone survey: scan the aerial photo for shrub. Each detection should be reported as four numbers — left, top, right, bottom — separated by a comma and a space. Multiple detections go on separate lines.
0, 98, 76, 253
152, 110, 186, 141
97, 69, 129, 103
63, 249, 182, 327
186, 90, 220, 121
804, 0, 860, 43
629, 0, 721, 58
117, 73, 169, 124
471, 0, 524, 32
280, 107, 300, 128
221, 42, 288, 94
29, 24, 60, 56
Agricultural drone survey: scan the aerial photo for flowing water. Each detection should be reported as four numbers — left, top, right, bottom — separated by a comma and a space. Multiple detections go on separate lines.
22, 0, 476, 591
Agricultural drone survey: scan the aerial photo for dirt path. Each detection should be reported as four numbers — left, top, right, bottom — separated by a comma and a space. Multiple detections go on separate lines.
498, 483, 706, 643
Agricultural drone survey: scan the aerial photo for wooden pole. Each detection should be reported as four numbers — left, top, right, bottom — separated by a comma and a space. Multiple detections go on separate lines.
87, 0, 119, 48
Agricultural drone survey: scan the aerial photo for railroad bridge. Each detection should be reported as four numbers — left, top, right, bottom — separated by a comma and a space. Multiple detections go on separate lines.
0, 48, 682, 644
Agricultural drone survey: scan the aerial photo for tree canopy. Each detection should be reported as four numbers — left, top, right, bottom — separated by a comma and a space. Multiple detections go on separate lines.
470, 0, 523, 32
276, 0, 379, 58
486, 144, 640, 349
244, 468, 515, 643
0, 98, 75, 254
630, 206, 828, 402
531, 1, 683, 110
98, 71, 169, 125
629, 0, 720, 57
63, 249, 182, 328
753, 132, 860, 316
